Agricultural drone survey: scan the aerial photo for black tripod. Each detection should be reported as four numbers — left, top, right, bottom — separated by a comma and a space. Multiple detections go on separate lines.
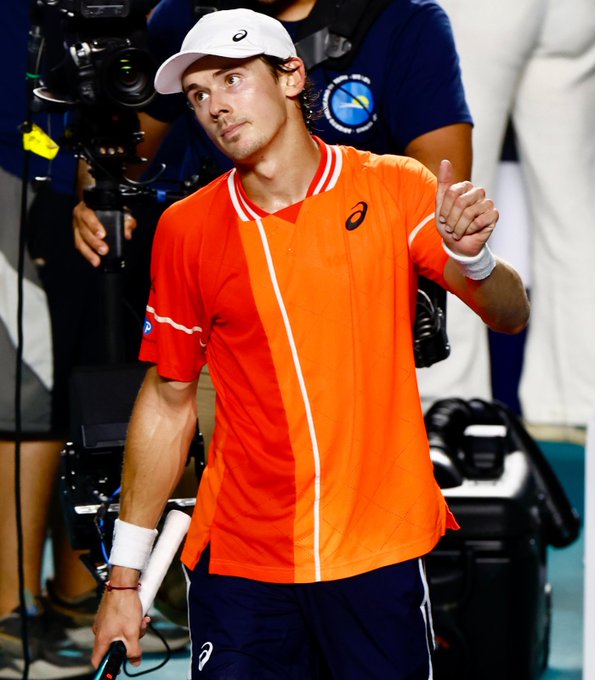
84, 171, 131, 364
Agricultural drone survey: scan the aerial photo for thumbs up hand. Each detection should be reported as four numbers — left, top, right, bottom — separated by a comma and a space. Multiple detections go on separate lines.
435, 159, 499, 258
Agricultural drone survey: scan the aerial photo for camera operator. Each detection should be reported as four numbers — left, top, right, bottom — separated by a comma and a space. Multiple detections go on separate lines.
1, 3, 193, 677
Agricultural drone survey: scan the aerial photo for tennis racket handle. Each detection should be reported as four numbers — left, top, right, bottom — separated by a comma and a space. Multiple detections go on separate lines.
139, 509, 191, 615
94, 509, 192, 678
93, 640, 127, 680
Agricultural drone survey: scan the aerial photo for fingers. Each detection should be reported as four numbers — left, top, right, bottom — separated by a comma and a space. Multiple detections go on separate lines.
72, 201, 108, 268
437, 182, 498, 242
123, 211, 138, 240
125, 639, 144, 667
91, 615, 147, 669
435, 159, 454, 213
136, 615, 150, 640
73, 202, 139, 265
91, 636, 144, 669
91, 588, 146, 670
91, 639, 111, 669
122, 616, 150, 665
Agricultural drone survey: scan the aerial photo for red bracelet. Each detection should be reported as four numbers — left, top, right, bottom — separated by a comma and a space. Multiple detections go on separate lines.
105, 580, 141, 592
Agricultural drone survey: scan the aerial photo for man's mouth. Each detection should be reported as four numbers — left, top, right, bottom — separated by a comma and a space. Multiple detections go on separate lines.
220, 122, 245, 139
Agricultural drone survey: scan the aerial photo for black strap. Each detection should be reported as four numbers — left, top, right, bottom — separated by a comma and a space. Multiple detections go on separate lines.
295, 0, 393, 70
191, 0, 393, 70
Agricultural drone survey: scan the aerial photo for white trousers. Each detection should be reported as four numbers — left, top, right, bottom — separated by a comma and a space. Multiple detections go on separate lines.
0, 167, 53, 431
429, 0, 595, 426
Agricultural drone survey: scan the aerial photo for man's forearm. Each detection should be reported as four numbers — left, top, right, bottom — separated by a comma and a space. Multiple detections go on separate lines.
125, 111, 173, 181
444, 256, 530, 334
118, 366, 198, 531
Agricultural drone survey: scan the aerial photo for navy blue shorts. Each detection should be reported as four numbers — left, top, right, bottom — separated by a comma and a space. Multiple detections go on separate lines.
185, 547, 434, 679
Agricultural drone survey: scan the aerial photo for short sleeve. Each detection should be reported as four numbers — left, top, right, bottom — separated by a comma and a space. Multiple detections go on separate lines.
374, 154, 449, 285
140, 202, 208, 381
382, 1, 472, 149
145, 0, 195, 123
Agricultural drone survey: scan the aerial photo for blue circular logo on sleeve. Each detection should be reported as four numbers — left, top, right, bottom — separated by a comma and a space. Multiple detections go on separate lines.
143, 318, 153, 335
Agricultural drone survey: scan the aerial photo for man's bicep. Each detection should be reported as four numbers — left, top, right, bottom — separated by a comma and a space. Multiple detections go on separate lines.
405, 123, 472, 181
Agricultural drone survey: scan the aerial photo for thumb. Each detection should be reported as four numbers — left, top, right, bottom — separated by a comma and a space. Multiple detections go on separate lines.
436, 159, 453, 215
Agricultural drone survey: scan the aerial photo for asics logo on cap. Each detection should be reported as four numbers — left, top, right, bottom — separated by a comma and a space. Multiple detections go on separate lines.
233, 29, 248, 42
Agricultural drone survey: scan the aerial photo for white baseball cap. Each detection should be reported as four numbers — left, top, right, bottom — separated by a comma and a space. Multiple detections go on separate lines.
154, 8, 298, 95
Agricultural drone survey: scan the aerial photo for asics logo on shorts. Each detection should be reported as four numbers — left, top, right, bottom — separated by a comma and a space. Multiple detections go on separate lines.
198, 641, 214, 671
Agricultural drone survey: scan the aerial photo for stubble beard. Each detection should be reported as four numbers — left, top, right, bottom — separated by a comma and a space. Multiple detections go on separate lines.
218, 126, 268, 164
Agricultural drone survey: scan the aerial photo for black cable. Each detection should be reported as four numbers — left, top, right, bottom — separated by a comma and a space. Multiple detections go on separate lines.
15, 155, 31, 680
13, 7, 47, 679
91, 499, 176, 680
123, 622, 173, 677
92, 621, 174, 680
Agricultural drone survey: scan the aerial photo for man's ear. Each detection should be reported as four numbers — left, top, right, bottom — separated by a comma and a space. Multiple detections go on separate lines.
283, 57, 307, 97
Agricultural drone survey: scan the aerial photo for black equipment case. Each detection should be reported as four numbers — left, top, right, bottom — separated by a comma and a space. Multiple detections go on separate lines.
424, 398, 580, 680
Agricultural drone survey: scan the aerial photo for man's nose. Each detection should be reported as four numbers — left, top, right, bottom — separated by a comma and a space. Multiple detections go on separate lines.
209, 90, 231, 118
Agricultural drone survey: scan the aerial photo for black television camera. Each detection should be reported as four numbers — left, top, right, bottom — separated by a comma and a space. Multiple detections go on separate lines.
31, 1, 164, 378
33, 0, 160, 274
35, 0, 157, 110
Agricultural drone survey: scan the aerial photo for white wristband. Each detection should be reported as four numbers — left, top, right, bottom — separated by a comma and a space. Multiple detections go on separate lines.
109, 519, 158, 572
442, 242, 496, 280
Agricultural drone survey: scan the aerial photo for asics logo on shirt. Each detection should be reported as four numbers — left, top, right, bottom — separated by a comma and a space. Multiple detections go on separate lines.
345, 201, 368, 231
233, 29, 248, 41
198, 641, 214, 671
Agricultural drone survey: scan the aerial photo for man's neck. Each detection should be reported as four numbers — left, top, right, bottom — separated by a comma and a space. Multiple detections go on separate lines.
236, 132, 321, 214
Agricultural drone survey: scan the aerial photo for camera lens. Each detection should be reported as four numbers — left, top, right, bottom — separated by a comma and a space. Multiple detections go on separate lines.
102, 47, 156, 108
119, 59, 140, 86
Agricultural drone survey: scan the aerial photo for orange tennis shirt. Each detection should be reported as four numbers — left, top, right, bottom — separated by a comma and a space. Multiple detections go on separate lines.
140, 139, 459, 583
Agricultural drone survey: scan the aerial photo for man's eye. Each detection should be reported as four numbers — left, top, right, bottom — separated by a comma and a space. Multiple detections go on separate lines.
226, 74, 240, 86
190, 91, 208, 105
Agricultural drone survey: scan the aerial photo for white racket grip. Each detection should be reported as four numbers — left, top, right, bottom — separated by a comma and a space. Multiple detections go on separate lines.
139, 510, 191, 616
